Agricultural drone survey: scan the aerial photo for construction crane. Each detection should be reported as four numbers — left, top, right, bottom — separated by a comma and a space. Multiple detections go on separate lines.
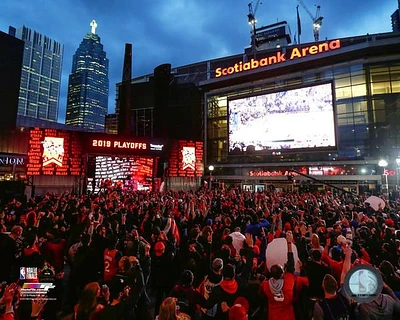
298, 0, 323, 41
248, 0, 262, 50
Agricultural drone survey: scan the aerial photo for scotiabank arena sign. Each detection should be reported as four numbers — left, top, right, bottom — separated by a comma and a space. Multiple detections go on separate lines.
215, 39, 341, 78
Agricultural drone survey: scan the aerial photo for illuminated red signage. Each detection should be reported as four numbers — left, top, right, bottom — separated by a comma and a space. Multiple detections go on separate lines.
384, 169, 396, 176
87, 137, 164, 155
182, 147, 196, 170
42, 137, 64, 167
249, 170, 300, 177
91, 139, 147, 150
168, 141, 203, 177
215, 39, 341, 78
309, 166, 347, 176
26, 128, 83, 176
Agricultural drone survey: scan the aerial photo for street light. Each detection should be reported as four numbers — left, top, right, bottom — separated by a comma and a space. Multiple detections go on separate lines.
208, 165, 214, 189
396, 158, 400, 191
378, 159, 388, 196
378, 160, 388, 168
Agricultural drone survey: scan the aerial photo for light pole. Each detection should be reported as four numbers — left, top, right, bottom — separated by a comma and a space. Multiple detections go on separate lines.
396, 157, 400, 191
208, 165, 214, 189
378, 159, 388, 196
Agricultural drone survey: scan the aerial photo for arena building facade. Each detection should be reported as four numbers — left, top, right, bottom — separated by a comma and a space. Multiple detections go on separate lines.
126, 31, 400, 195
116, 31, 400, 195
200, 32, 400, 195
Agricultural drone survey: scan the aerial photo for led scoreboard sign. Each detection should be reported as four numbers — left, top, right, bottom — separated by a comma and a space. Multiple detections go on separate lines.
87, 136, 164, 155
26, 128, 83, 176
168, 140, 203, 178
91, 139, 147, 150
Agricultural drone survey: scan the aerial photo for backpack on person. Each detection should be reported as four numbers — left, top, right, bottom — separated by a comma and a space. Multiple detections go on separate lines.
317, 291, 351, 320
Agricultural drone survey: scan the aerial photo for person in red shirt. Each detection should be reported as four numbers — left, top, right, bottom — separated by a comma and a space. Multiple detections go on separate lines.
322, 236, 344, 283
103, 235, 122, 284
259, 231, 296, 320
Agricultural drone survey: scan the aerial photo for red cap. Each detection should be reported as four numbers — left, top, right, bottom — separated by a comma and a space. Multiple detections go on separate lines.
154, 241, 165, 256
229, 297, 249, 320
385, 219, 394, 228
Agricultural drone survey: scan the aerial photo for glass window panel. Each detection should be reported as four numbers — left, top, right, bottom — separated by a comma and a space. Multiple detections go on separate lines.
336, 87, 352, 99
337, 114, 354, 125
390, 70, 400, 81
351, 74, 365, 86
372, 98, 385, 110
335, 77, 351, 88
337, 103, 352, 114
353, 112, 369, 124
351, 84, 367, 97
350, 64, 363, 73
353, 100, 368, 113
371, 82, 391, 95
334, 67, 350, 76
391, 80, 400, 93
370, 66, 390, 74
371, 74, 390, 82
374, 109, 386, 123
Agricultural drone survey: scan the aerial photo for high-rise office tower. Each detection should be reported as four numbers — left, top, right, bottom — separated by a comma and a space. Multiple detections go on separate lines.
392, 1, 400, 32
65, 20, 109, 132
0, 30, 24, 130
9, 26, 63, 122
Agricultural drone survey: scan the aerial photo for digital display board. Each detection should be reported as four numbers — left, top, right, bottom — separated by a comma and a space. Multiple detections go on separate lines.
85, 134, 164, 155
168, 140, 203, 177
91, 156, 154, 192
228, 83, 336, 153
26, 128, 83, 176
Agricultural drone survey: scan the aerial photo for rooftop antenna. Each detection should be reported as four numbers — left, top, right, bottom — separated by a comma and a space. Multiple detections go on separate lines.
90, 20, 97, 34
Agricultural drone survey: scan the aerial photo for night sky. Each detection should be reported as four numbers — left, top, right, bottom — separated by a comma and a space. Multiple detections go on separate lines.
0, 0, 397, 123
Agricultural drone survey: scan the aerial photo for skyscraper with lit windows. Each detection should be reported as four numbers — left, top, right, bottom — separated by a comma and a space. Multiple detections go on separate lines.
65, 20, 109, 132
8, 26, 63, 123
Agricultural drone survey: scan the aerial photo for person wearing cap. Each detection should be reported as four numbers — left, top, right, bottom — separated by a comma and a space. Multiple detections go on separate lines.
228, 296, 249, 320
198, 258, 224, 319
200, 263, 242, 320
259, 231, 296, 320
151, 240, 177, 316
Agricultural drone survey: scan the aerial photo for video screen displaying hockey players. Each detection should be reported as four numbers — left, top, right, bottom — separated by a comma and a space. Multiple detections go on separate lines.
228, 83, 336, 152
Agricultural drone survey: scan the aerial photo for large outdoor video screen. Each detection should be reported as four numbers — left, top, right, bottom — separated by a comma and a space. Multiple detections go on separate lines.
228, 83, 336, 153
91, 156, 153, 192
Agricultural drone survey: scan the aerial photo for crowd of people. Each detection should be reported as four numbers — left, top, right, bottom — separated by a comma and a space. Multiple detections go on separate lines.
0, 185, 400, 319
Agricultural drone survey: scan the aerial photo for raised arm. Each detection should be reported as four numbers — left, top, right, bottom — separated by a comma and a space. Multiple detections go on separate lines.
286, 231, 295, 274
340, 245, 352, 286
